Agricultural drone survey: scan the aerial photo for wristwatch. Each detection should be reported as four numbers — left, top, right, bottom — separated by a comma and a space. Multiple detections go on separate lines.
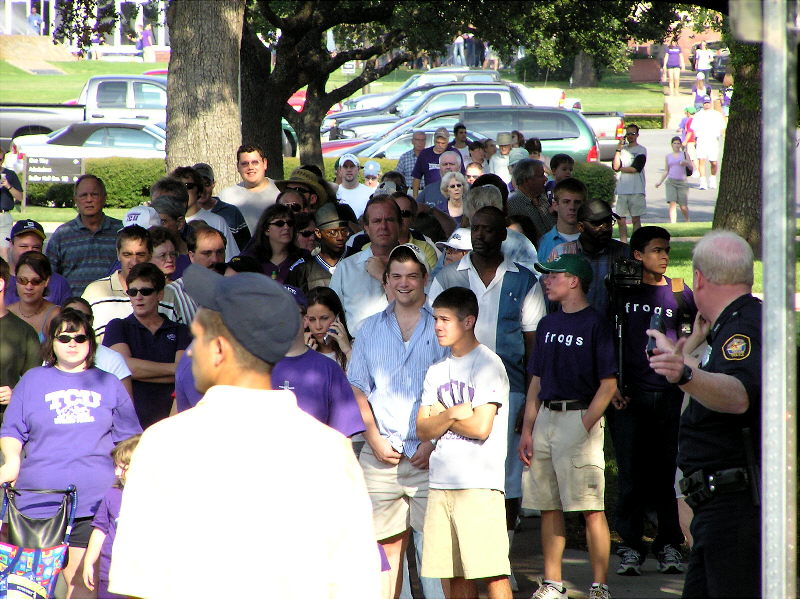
677, 364, 694, 385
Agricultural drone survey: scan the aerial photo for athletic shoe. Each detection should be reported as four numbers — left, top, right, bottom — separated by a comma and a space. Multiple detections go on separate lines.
691, 170, 701, 179
709, 178, 717, 189
616, 547, 643, 576
657, 544, 685, 574
530, 580, 568, 599
698, 182, 708, 190
589, 584, 612, 599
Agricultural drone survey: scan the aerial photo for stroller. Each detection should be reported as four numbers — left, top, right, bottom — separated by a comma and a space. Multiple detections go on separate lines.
0, 483, 78, 599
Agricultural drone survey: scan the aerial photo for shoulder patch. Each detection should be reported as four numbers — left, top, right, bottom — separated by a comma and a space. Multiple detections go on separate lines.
722, 334, 751, 360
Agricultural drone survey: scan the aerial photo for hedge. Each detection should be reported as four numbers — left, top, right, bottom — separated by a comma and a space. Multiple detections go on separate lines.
573, 162, 616, 203
26, 158, 166, 209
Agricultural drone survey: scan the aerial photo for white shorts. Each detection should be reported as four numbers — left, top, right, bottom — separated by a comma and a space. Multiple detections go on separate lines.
695, 138, 720, 161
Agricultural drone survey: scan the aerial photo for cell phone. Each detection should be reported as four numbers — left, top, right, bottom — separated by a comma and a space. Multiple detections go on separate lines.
323, 313, 340, 345
646, 313, 666, 357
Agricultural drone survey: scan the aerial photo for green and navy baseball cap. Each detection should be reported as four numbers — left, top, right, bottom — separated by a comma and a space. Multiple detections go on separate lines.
535, 254, 593, 286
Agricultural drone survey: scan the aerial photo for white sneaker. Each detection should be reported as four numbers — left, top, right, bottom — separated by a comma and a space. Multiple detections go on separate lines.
691, 170, 700, 179
698, 182, 708, 190
530, 581, 568, 599
589, 584, 612, 599
709, 178, 717, 189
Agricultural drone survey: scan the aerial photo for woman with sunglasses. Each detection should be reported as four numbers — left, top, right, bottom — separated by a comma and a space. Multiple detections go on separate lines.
102, 262, 190, 429
294, 212, 317, 253
243, 204, 309, 283
8, 251, 60, 342
437, 171, 468, 228
0, 309, 141, 599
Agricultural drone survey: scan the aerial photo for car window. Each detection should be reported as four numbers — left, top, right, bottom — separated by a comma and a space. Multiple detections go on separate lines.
379, 134, 414, 159
85, 127, 162, 149
424, 93, 467, 112
133, 82, 167, 110
84, 128, 110, 147
516, 113, 580, 140
463, 112, 513, 136
95, 81, 128, 108
463, 74, 496, 82
395, 90, 426, 114
420, 115, 461, 131
474, 92, 502, 107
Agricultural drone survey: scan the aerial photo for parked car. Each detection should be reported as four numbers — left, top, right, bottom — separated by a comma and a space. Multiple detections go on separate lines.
580, 112, 625, 161
3, 122, 166, 174
322, 128, 484, 159
360, 105, 600, 163
710, 52, 731, 82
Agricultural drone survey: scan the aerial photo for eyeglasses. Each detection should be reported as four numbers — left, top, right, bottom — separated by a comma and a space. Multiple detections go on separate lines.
125, 287, 157, 297
298, 230, 315, 238
321, 227, 350, 238
445, 247, 467, 255
153, 251, 178, 261
269, 220, 294, 228
399, 209, 414, 219
584, 218, 615, 231
282, 203, 303, 213
17, 276, 44, 286
183, 182, 197, 191
55, 333, 89, 344
448, 183, 463, 189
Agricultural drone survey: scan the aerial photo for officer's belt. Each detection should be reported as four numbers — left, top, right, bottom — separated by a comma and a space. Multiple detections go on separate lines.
679, 467, 751, 510
542, 400, 589, 411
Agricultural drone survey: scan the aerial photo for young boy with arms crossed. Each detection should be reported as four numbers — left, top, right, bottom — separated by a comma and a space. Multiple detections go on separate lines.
417, 286, 513, 599
518, 254, 617, 599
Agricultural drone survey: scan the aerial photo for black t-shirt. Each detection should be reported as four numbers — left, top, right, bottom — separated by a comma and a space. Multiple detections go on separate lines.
0, 168, 22, 211
678, 294, 762, 476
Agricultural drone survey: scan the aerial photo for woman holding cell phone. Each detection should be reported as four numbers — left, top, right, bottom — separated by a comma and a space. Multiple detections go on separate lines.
303, 287, 352, 370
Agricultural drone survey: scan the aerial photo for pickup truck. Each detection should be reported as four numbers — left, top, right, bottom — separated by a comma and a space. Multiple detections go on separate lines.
581, 111, 625, 161
1, 75, 168, 152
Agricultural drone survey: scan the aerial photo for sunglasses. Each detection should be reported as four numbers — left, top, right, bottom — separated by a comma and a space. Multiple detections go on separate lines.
125, 287, 157, 297
298, 230, 315, 238
399, 209, 413, 219
153, 251, 178, 261
17, 276, 44, 286
269, 220, 294, 228
282, 203, 303, 213
55, 333, 89, 344
183, 182, 198, 191
585, 218, 615, 231
448, 183, 463, 189
321, 227, 350, 238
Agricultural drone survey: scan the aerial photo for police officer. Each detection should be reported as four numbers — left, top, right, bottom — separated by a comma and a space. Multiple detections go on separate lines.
648, 231, 761, 598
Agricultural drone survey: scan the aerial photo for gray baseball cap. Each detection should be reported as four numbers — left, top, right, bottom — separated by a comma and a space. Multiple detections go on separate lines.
183, 264, 299, 364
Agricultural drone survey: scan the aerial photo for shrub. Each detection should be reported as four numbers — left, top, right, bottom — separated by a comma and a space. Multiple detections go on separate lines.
573, 162, 616, 203
281, 157, 400, 183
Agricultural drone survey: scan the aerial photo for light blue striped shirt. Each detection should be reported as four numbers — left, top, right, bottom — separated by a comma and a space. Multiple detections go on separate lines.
347, 302, 448, 458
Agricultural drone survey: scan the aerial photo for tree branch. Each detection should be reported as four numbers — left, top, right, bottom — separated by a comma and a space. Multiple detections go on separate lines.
318, 50, 413, 107
324, 28, 406, 71
256, 0, 283, 28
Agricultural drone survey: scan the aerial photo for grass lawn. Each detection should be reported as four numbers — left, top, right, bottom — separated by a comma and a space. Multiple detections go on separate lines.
14, 206, 128, 222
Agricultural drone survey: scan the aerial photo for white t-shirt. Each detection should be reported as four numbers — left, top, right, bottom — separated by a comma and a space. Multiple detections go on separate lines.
336, 184, 374, 220
186, 209, 240, 261
691, 108, 726, 143
421, 344, 509, 491
219, 180, 280, 235
615, 144, 647, 195
695, 49, 713, 71
489, 153, 511, 184
94, 345, 132, 381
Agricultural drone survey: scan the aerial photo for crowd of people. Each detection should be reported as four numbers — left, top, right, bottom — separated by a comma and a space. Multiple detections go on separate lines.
0, 119, 759, 599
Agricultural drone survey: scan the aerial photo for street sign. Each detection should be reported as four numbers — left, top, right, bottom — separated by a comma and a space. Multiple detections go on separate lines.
25, 156, 83, 185
341, 61, 356, 74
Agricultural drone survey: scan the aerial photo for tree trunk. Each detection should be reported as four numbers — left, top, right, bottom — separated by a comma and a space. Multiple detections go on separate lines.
165, 0, 244, 189
712, 58, 761, 254
291, 77, 330, 174
240, 22, 287, 180
571, 50, 598, 87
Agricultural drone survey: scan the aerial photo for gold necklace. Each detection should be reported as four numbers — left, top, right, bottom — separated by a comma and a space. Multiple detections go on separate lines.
18, 302, 45, 318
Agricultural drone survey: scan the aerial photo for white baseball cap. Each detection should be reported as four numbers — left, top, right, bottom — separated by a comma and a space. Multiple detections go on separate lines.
435, 228, 472, 252
121, 206, 161, 230
339, 153, 360, 168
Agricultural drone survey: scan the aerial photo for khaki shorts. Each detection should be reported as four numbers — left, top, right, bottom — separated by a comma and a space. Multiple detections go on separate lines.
421, 488, 510, 580
359, 444, 430, 540
665, 178, 689, 206
522, 407, 605, 512
614, 193, 646, 218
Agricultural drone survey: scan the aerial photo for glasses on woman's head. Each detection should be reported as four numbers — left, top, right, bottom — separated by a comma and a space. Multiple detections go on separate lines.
17, 276, 44, 286
55, 333, 89, 344
269, 219, 295, 229
282, 203, 303, 213
448, 183, 463, 189
125, 287, 157, 297
298, 230, 315, 238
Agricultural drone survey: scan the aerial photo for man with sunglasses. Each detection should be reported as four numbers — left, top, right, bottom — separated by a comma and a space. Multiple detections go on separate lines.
287, 203, 356, 293
81, 225, 180, 342
277, 167, 330, 213
547, 200, 631, 318
612, 124, 647, 244
192, 162, 251, 251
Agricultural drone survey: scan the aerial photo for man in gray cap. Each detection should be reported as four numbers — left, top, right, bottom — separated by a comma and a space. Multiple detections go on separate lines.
110, 265, 381, 599
193, 162, 251, 250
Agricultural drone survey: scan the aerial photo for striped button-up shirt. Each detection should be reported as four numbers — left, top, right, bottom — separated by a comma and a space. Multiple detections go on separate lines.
347, 302, 448, 458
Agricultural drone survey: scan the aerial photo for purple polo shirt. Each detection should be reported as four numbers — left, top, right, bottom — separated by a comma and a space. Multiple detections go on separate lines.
174, 350, 203, 412
4, 272, 73, 306
272, 349, 365, 437
103, 314, 191, 429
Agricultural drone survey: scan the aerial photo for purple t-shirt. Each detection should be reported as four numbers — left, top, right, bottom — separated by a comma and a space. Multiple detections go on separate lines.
0, 367, 141, 518
103, 314, 191, 429
91, 486, 124, 598
529, 306, 617, 403
272, 350, 365, 437
411, 147, 465, 186
174, 351, 203, 412
4, 272, 73, 306
621, 278, 696, 392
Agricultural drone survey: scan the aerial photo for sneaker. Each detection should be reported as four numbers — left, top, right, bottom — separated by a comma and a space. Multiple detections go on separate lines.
616, 547, 643, 576
657, 544, 685, 574
709, 178, 717, 189
589, 584, 612, 599
698, 182, 708, 190
691, 170, 701, 179
530, 580, 568, 599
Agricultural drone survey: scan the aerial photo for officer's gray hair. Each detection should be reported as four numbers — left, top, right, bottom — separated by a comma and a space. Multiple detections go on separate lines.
512, 159, 545, 187
463, 185, 502, 220
692, 230, 754, 286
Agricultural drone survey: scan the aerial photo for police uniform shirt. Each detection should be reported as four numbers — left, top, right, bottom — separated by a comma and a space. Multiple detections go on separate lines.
678, 294, 762, 476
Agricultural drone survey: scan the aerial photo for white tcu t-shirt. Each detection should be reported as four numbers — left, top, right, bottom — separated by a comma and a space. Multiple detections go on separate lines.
421, 343, 509, 491
336, 184, 373, 219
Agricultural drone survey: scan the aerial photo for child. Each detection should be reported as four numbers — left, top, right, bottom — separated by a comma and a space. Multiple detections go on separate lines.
518, 254, 617, 599
416, 286, 512, 599
82, 434, 142, 599
655, 136, 692, 223
544, 154, 575, 205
